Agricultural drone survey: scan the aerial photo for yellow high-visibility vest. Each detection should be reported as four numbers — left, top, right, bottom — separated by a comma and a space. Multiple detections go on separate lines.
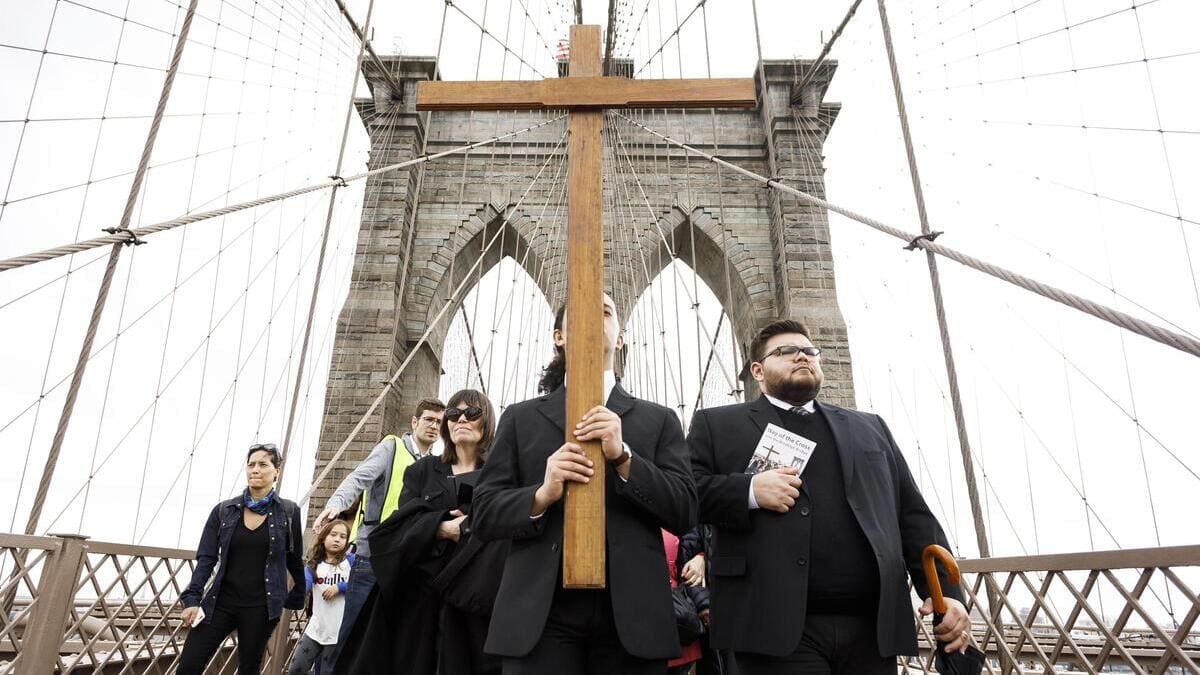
349, 434, 415, 543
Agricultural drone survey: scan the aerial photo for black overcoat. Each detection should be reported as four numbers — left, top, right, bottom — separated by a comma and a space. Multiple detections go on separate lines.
689, 398, 964, 658
471, 384, 697, 660
335, 455, 507, 674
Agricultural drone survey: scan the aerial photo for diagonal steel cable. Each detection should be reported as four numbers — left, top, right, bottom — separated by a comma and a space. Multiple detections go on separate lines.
616, 113, 1200, 360
299, 127, 568, 508
0, 115, 565, 273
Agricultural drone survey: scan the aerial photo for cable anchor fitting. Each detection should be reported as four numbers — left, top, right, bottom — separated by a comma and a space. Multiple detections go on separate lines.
329, 175, 348, 188
904, 230, 943, 251
103, 227, 146, 246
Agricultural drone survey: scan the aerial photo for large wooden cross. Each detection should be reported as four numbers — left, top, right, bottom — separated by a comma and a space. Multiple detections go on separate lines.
417, 25, 755, 588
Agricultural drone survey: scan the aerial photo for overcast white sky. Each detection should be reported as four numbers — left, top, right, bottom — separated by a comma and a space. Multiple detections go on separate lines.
1, 2, 1197, 625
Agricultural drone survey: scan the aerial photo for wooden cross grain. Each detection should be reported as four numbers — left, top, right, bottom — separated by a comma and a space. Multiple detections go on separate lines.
417, 25, 755, 588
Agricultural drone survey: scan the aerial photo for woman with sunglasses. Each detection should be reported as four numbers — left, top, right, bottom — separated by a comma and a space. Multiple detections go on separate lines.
178, 443, 305, 674
335, 389, 507, 675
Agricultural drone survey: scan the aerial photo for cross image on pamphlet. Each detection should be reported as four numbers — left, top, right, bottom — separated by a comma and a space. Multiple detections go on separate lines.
745, 423, 818, 475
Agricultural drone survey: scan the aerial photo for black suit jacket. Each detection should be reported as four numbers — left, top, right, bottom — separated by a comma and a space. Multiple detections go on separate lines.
472, 385, 697, 659
689, 398, 963, 658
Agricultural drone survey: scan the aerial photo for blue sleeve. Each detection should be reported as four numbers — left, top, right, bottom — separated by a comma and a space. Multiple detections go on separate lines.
337, 553, 354, 592
180, 505, 221, 608
304, 566, 314, 593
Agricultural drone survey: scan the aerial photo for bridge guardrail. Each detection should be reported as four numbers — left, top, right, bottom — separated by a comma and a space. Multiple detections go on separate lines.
2, 533, 1197, 673
905, 545, 1200, 674
0, 533, 304, 674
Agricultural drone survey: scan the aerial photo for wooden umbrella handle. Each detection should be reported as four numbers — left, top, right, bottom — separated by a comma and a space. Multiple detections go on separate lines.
922, 544, 960, 615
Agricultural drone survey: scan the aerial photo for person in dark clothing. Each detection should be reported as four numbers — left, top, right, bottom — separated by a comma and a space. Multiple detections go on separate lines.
178, 443, 305, 674
472, 295, 697, 675
689, 319, 971, 675
665, 529, 704, 675
335, 389, 507, 675
676, 526, 728, 675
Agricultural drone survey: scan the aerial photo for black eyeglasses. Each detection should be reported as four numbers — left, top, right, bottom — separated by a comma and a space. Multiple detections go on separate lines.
760, 345, 821, 361
249, 443, 279, 452
444, 407, 484, 422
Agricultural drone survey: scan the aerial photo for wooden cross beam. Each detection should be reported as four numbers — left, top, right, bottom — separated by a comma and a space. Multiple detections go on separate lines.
417, 25, 755, 589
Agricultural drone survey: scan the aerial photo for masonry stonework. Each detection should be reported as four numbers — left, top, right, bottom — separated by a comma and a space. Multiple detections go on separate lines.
309, 56, 856, 511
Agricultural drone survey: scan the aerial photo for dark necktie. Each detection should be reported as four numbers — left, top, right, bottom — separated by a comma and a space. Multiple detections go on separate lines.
789, 406, 812, 418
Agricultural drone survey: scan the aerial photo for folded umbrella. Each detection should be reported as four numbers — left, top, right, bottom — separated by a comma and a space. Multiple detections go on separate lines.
922, 544, 986, 675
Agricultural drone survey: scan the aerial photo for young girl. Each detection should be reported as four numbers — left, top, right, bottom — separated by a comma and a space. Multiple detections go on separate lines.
288, 520, 353, 675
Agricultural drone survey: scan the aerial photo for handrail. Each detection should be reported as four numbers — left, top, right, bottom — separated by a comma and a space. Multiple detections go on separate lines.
956, 544, 1200, 574
1, 533, 1197, 674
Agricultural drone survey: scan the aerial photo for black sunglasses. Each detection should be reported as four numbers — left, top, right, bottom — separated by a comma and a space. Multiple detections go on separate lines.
444, 407, 484, 422
247, 442, 281, 465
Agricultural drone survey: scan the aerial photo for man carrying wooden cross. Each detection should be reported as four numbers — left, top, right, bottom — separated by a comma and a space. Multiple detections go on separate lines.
472, 293, 696, 674
431, 24, 752, 672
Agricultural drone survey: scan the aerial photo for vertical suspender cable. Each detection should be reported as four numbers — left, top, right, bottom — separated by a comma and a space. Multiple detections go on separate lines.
22, 0, 202, 537
277, 0, 382, 484
875, 0, 991, 560
701, 0, 743, 400
749, 0, 791, 317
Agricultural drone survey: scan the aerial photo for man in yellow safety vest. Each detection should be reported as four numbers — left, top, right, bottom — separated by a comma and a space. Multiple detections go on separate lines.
313, 397, 445, 668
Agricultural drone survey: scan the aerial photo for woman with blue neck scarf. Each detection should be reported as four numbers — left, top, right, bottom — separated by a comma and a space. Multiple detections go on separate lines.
177, 443, 305, 673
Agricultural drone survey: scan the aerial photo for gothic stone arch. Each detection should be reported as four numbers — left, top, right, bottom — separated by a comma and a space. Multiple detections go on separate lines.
310, 55, 854, 510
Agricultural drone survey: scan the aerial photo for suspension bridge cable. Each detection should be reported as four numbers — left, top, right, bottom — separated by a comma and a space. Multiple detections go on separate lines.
299, 129, 567, 508
632, 0, 704, 77
459, 0, 505, 396
0, 116, 565, 273
0, 193, 301, 445
700, 0, 744, 400
607, 114, 685, 409
876, 0, 991, 557
277, 0, 384, 483
466, 155, 569, 388
666, 1, 709, 417
608, 118, 740, 394
616, 113, 1200, 359
939, 48, 1200, 92
43, 191, 332, 533
445, 0, 548, 79
791, 0, 865, 101
22, 0, 203, 538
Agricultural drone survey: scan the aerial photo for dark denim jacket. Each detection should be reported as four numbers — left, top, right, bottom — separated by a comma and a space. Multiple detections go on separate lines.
180, 495, 305, 622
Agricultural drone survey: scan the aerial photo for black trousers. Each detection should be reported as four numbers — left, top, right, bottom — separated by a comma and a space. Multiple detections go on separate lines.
440, 603, 500, 675
502, 589, 666, 675
734, 614, 893, 675
176, 605, 279, 674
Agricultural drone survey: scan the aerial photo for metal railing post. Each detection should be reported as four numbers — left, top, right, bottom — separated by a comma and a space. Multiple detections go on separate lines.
264, 609, 293, 674
20, 534, 88, 674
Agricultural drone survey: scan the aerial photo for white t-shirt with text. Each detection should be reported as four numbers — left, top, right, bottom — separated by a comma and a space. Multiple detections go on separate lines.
305, 558, 352, 645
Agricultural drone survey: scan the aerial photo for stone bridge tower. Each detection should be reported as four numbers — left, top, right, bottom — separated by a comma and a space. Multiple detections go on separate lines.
309, 55, 854, 508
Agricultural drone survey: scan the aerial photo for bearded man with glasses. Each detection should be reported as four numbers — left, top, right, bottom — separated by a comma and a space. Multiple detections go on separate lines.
689, 319, 971, 675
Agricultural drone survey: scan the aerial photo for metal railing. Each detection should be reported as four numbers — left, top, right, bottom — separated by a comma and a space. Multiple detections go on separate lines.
905, 545, 1200, 674
0, 533, 304, 674
2, 533, 1197, 673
